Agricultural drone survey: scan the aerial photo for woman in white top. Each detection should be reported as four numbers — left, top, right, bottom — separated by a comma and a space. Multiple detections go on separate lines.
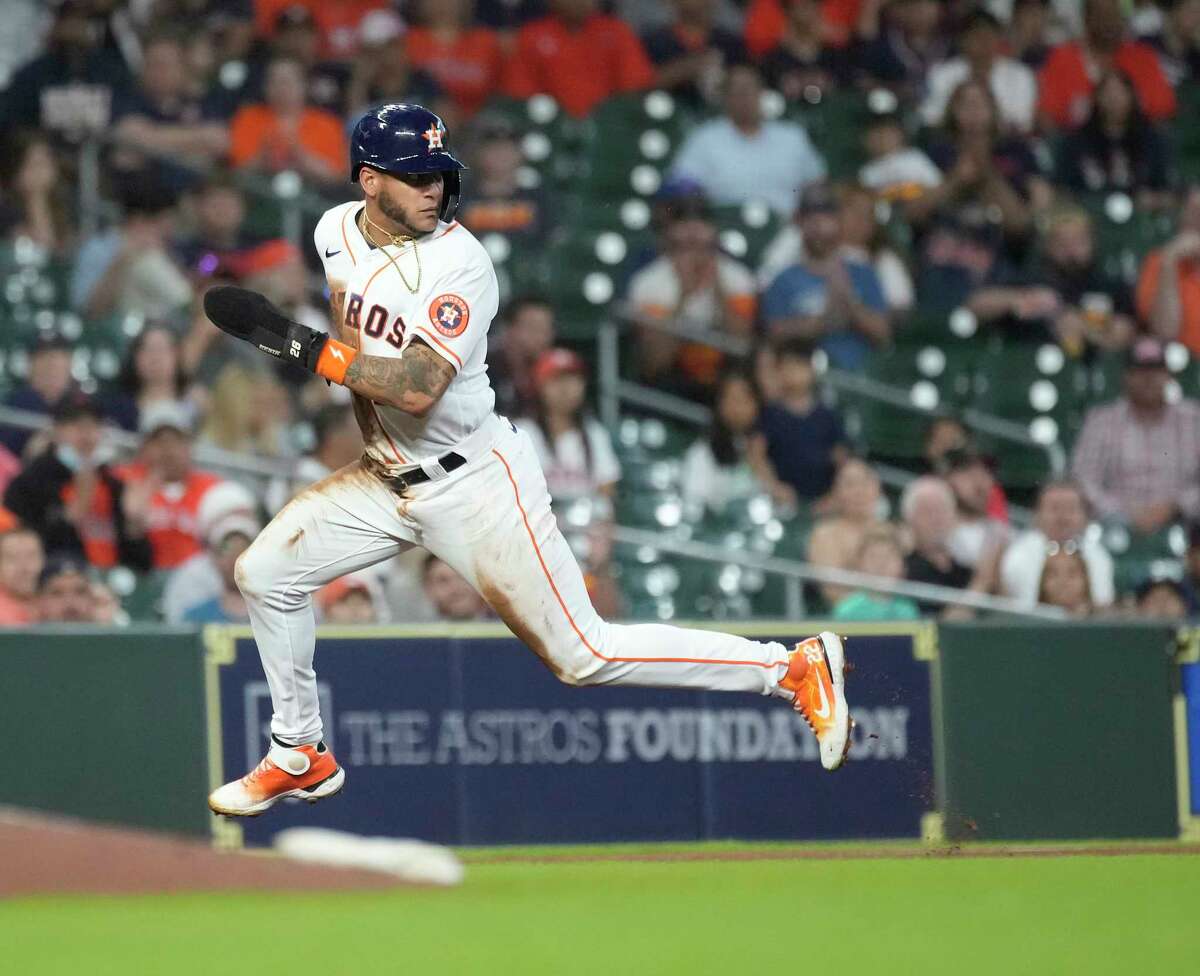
682, 366, 774, 516
515, 348, 621, 505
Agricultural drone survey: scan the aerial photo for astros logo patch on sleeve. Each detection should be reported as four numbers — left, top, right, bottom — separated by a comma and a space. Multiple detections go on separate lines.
429, 294, 470, 337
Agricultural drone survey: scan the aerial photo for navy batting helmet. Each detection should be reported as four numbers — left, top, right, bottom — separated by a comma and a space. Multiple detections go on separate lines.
349, 103, 465, 221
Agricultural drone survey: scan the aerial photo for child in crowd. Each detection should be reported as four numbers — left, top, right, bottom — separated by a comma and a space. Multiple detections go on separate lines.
1037, 549, 1093, 617
832, 527, 920, 621
755, 338, 847, 506
858, 103, 942, 203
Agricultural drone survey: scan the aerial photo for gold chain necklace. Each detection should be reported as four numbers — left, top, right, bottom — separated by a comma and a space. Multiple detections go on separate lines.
359, 210, 422, 294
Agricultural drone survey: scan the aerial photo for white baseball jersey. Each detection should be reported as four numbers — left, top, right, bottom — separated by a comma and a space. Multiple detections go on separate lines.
313, 202, 499, 471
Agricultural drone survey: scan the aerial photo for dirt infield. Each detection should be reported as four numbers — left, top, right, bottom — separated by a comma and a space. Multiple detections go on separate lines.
0, 807, 403, 897
467, 842, 1200, 865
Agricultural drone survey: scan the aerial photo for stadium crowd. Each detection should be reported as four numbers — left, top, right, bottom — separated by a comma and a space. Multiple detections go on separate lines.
0, 0, 1199, 626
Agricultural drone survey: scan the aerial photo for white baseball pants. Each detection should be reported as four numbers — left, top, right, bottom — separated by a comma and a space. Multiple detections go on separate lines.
236, 416, 795, 744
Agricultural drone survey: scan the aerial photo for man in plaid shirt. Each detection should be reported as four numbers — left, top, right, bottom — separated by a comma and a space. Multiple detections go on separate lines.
1071, 338, 1200, 534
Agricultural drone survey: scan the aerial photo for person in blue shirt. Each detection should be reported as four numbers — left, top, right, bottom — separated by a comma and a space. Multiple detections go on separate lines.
761, 182, 891, 371
756, 338, 848, 504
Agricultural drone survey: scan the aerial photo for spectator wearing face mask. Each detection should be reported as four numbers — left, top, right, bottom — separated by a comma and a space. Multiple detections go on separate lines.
0, 333, 78, 458
3, 395, 152, 571
119, 401, 223, 570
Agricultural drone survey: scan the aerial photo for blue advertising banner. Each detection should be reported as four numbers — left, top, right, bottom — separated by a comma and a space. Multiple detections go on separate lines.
205, 623, 935, 848
1183, 661, 1200, 816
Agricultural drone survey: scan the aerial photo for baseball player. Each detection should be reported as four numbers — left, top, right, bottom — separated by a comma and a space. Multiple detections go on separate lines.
204, 104, 852, 817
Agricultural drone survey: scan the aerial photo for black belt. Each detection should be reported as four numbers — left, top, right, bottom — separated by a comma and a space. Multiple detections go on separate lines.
385, 452, 467, 493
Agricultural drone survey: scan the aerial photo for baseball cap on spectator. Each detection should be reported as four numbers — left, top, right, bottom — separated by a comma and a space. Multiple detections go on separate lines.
316, 574, 371, 613
961, 7, 1003, 33
1126, 337, 1167, 370
31, 332, 72, 357
360, 9, 405, 46
139, 400, 194, 437
275, 4, 316, 31
935, 446, 991, 476
797, 182, 839, 216
117, 170, 178, 217
1135, 576, 1189, 603
197, 481, 261, 549
533, 348, 586, 388
37, 552, 91, 590
52, 392, 103, 424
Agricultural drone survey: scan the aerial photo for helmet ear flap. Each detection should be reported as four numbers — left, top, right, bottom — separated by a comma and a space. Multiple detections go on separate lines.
440, 169, 462, 222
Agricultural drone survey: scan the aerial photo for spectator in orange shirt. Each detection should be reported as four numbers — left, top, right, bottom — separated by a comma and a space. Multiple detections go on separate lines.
346, 10, 446, 127
1038, 0, 1175, 129
641, 0, 747, 107
122, 401, 223, 570
406, 0, 504, 119
504, 0, 656, 118
458, 121, 551, 243
627, 206, 757, 397
0, 527, 44, 626
3, 395, 153, 572
253, 0, 389, 59
229, 56, 347, 185
744, 0, 863, 54
1137, 184, 1200, 356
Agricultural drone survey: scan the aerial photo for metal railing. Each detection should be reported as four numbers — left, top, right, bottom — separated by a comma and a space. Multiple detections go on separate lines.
57, 133, 1067, 619
596, 312, 1040, 524
613, 525, 1067, 621
0, 405, 298, 488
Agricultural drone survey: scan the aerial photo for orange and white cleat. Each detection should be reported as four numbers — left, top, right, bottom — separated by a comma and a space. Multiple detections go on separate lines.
208, 740, 345, 817
781, 631, 852, 771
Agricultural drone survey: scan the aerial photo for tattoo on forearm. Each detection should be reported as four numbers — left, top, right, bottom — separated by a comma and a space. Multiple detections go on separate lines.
343, 339, 454, 413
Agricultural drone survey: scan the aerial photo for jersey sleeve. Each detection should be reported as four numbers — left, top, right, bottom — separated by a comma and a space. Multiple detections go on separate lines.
408, 249, 499, 373
314, 206, 346, 282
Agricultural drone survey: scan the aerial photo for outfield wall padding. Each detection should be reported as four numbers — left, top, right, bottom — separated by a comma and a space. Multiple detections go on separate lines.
0, 628, 210, 837
2, 622, 1192, 845
937, 621, 1179, 841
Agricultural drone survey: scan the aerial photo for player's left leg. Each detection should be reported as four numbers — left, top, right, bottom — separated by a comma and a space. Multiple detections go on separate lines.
417, 424, 852, 770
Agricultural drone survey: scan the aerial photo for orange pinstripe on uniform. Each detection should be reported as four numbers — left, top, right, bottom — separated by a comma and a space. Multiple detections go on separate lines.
340, 208, 357, 265
492, 448, 790, 671
414, 326, 463, 371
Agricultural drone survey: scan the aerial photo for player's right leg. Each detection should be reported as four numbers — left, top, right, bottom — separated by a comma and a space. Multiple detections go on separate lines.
208, 461, 417, 816
418, 427, 852, 771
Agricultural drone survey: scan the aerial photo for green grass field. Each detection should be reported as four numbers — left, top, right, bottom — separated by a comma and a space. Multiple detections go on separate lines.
8, 844, 1199, 975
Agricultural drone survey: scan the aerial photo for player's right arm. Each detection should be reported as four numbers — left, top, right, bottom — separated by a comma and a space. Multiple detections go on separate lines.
341, 339, 455, 415
203, 286, 454, 417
